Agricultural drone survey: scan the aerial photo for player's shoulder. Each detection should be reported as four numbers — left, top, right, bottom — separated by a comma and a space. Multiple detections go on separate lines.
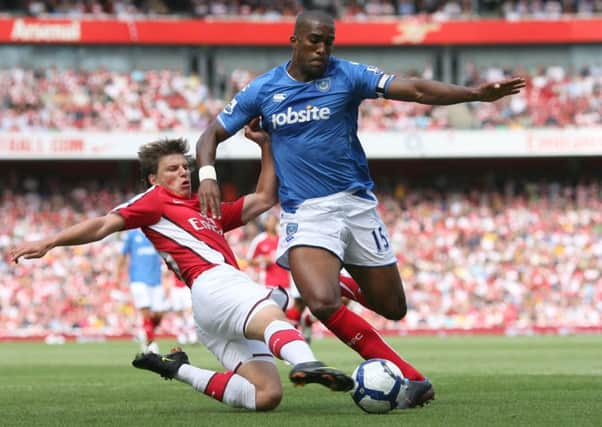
243, 63, 288, 94
330, 56, 375, 74
330, 56, 358, 71
115, 185, 160, 211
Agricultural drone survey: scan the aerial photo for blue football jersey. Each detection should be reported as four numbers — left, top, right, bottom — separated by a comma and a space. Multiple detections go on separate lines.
217, 56, 395, 213
122, 229, 162, 286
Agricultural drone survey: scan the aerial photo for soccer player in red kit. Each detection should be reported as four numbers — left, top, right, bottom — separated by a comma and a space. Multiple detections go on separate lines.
9, 130, 353, 411
247, 212, 290, 289
247, 212, 309, 332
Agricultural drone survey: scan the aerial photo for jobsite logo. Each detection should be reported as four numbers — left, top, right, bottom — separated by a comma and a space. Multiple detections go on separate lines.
271, 105, 331, 129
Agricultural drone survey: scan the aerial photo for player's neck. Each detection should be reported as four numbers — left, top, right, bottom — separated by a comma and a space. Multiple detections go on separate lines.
286, 62, 313, 83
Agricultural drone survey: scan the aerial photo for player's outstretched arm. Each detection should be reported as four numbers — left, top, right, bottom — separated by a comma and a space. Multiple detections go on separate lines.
195, 120, 232, 219
240, 118, 278, 224
385, 76, 526, 105
9, 213, 125, 264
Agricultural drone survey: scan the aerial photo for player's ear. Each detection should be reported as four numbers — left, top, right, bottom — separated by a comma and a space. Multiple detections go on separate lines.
290, 35, 297, 44
148, 174, 157, 186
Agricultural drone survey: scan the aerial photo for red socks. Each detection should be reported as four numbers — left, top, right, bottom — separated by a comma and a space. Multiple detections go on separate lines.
204, 371, 235, 401
338, 275, 372, 309
286, 306, 301, 325
324, 305, 425, 381
142, 316, 155, 343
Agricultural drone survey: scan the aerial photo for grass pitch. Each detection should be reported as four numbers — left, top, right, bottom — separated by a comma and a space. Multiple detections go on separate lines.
1, 335, 600, 426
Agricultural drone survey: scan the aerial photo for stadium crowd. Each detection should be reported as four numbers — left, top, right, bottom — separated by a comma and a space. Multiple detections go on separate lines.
0, 64, 601, 132
4, 0, 602, 20
1, 177, 600, 337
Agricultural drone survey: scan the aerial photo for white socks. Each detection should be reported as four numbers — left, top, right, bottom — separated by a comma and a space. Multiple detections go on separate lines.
176, 364, 256, 409
263, 319, 317, 366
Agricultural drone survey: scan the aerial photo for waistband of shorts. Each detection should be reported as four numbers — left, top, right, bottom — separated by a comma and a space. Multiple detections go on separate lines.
295, 189, 376, 208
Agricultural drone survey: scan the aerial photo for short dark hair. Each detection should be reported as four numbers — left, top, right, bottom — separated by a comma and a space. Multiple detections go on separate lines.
138, 138, 189, 187
294, 10, 334, 37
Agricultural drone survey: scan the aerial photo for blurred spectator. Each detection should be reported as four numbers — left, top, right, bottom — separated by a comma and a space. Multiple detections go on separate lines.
2, 177, 601, 336
2, 0, 601, 18
0, 64, 600, 132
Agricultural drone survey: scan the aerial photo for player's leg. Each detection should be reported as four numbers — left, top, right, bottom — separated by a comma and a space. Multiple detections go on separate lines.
245, 297, 354, 392
139, 306, 154, 349
174, 338, 283, 411
288, 246, 343, 321
130, 281, 154, 351
192, 264, 352, 392
285, 276, 314, 342
344, 263, 407, 320
341, 197, 434, 406
171, 285, 193, 344
338, 273, 373, 309
133, 342, 281, 410
287, 246, 419, 381
147, 285, 169, 353
277, 201, 418, 374
342, 264, 424, 381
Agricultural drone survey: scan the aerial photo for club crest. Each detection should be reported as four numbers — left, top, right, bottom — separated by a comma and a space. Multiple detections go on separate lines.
286, 223, 298, 236
315, 78, 331, 92
285, 223, 298, 241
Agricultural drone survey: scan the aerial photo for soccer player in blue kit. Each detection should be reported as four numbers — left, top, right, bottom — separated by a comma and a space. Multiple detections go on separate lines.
196, 10, 526, 409
117, 228, 166, 354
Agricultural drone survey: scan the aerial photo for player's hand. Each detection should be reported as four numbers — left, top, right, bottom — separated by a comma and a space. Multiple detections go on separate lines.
477, 77, 526, 102
244, 117, 270, 147
198, 179, 221, 219
8, 239, 53, 264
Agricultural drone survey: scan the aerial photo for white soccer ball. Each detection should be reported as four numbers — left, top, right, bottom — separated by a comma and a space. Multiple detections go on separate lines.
351, 358, 407, 414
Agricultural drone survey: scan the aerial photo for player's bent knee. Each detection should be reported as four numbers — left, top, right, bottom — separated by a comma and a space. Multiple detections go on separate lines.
379, 302, 407, 321
255, 388, 283, 411
306, 300, 341, 322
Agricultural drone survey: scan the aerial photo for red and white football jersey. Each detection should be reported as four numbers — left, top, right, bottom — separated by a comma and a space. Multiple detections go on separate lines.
113, 185, 244, 287
247, 232, 290, 288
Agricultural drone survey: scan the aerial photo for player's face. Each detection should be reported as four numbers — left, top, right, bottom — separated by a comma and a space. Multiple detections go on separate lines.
151, 154, 191, 197
292, 20, 335, 80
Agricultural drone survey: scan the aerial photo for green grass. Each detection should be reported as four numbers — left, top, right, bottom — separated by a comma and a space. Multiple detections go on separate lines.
1, 336, 601, 426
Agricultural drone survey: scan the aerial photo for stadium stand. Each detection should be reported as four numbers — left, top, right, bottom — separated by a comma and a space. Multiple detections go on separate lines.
0, 65, 600, 131
4, 1, 602, 19
2, 176, 600, 338
1, 13, 601, 340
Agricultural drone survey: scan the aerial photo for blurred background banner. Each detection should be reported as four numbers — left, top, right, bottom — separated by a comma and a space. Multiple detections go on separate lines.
1, 18, 602, 45
2, 129, 602, 159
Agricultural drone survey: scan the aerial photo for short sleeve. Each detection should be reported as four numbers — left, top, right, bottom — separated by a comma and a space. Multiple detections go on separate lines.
112, 187, 162, 230
344, 60, 396, 100
217, 80, 262, 135
219, 196, 245, 233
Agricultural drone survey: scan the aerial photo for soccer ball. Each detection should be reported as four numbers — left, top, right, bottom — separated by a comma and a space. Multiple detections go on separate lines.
350, 358, 407, 414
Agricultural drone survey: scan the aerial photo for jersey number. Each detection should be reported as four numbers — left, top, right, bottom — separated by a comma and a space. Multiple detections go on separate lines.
371, 226, 389, 252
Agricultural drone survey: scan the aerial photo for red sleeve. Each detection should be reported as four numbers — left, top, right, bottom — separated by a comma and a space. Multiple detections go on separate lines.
112, 186, 162, 229
220, 196, 245, 233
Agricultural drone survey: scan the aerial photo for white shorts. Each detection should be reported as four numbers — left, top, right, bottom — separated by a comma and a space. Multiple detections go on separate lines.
130, 282, 169, 312
276, 191, 397, 269
170, 286, 192, 312
190, 264, 280, 371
